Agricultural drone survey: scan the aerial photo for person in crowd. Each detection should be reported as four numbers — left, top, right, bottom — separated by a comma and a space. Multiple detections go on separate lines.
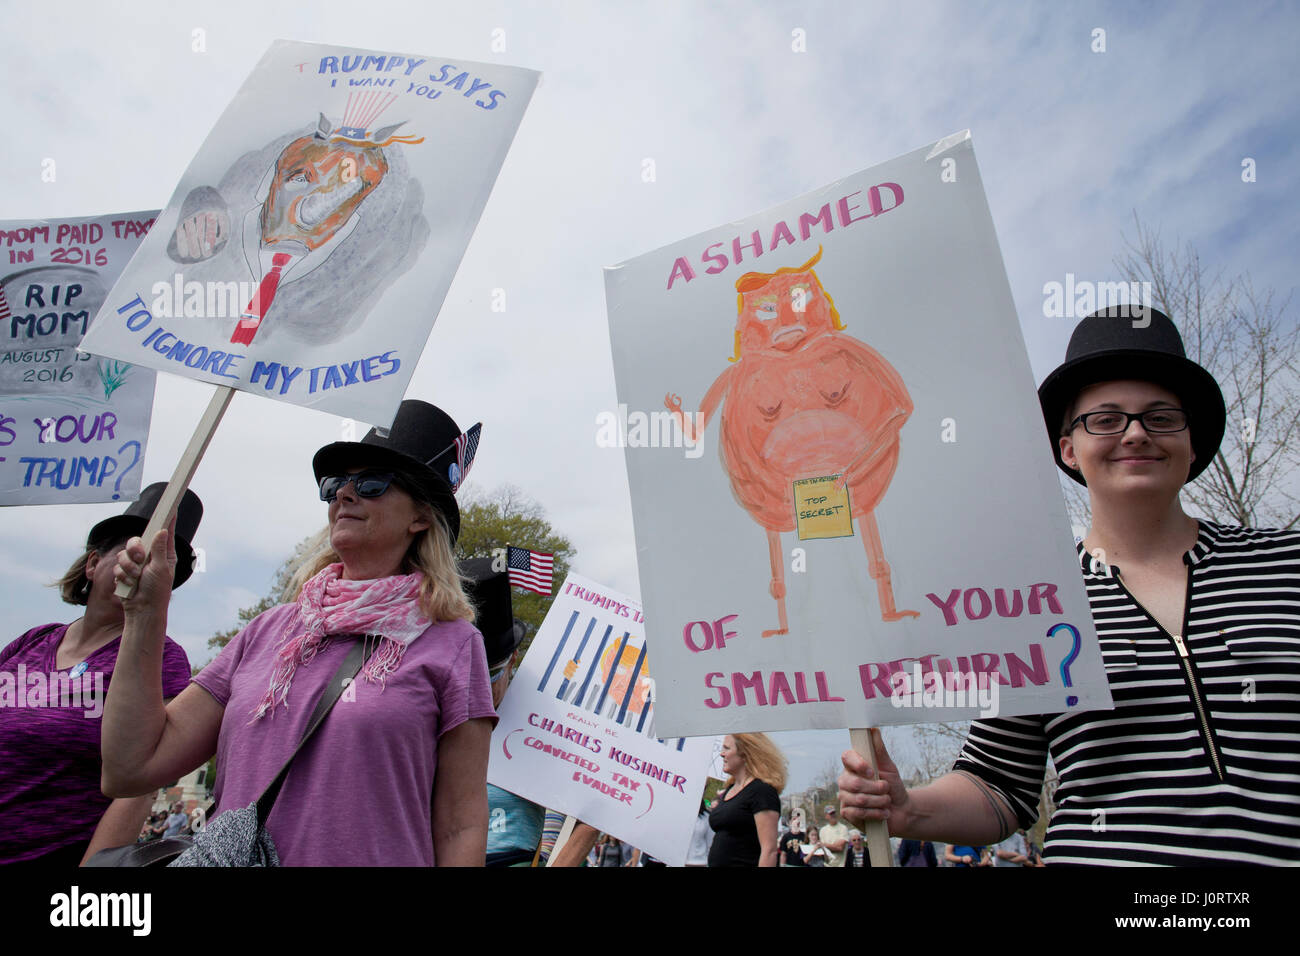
944, 843, 989, 867
844, 829, 867, 867
102, 401, 496, 866
839, 307, 1300, 865
469, 557, 601, 868
819, 804, 851, 867
595, 834, 629, 867
897, 838, 937, 867
684, 798, 714, 866
802, 824, 828, 866
994, 829, 1028, 866
162, 800, 189, 838
778, 807, 808, 866
707, 733, 784, 866
0, 484, 200, 865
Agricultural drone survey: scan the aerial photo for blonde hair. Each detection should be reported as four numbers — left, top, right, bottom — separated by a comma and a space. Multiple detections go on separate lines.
286, 497, 474, 625
55, 548, 97, 606
729, 246, 845, 362
729, 732, 788, 792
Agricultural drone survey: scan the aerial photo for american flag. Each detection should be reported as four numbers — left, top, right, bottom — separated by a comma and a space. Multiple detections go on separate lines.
0, 282, 11, 324
507, 546, 553, 595
451, 423, 481, 493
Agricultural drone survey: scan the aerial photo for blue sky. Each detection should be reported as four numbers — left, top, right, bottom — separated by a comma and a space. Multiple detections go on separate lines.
1, 0, 1296, 791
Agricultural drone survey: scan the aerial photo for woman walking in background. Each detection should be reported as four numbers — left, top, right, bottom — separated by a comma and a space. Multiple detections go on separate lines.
707, 733, 784, 867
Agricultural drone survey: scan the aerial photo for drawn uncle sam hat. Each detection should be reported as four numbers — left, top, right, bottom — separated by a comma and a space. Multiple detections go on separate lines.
315, 91, 425, 148
312, 400, 480, 543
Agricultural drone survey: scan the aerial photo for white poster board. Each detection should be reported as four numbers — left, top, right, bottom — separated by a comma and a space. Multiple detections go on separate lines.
1, 211, 158, 505
80, 40, 538, 426
488, 572, 717, 866
604, 132, 1111, 736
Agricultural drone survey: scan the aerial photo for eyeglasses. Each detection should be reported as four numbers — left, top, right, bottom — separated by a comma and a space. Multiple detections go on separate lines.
1069, 408, 1188, 436
318, 471, 396, 502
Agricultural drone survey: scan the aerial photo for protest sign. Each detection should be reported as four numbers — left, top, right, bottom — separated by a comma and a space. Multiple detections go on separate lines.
604, 131, 1111, 737
488, 572, 717, 867
1, 211, 158, 505
79, 40, 538, 427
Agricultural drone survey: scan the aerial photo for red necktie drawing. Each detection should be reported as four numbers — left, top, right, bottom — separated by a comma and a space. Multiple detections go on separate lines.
230, 251, 291, 345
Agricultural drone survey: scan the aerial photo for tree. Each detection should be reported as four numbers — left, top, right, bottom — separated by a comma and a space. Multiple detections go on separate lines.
1065, 217, 1300, 530
455, 484, 576, 660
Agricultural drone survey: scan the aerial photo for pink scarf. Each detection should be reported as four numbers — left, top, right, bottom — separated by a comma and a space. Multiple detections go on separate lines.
251, 563, 431, 720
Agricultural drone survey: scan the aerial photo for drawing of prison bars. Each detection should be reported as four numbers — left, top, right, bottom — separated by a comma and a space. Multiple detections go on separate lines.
538, 610, 686, 751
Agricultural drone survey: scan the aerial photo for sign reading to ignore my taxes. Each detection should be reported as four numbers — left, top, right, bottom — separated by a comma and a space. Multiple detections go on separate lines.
603, 132, 1112, 736
488, 573, 716, 867
79, 40, 538, 427
1, 212, 159, 506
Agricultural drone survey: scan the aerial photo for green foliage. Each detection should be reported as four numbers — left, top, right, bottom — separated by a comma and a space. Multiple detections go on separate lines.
455, 485, 576, 660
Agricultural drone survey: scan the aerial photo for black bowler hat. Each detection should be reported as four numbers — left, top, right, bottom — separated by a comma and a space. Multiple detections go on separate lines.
1038, 306, 1225, 485
459, 557, 526, 667
312, 400, 479, 543
86, 482, 204, 588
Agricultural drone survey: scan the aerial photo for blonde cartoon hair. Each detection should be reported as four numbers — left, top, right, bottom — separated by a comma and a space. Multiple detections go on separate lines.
728, 246, 845, 361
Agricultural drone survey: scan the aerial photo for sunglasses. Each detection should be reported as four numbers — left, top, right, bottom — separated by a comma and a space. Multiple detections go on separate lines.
318, 471, 397, 502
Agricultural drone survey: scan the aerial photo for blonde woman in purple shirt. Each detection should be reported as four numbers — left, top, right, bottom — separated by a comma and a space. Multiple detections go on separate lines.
102, 401, 497, 866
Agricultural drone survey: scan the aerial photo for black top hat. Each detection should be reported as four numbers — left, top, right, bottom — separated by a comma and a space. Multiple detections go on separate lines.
86, 482, 204, 588
312, 400, 474, 542
459, 557, 526, 667
1038, 306, 1225, 485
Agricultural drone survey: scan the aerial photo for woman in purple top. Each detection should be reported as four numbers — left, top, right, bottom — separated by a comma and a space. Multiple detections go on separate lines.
0, 484, 199, 865
102, 401, 497, 866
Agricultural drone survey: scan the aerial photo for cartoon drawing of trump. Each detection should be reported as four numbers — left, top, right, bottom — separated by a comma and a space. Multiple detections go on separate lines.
666, 247, 918, 636
166, 91, 428, 346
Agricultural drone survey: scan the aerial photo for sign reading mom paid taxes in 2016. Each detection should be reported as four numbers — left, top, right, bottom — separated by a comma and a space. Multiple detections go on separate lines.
1, 211, 159, 506
488, 573, 716, 867
79, 40, 538, 427
604, 131, 1112, 736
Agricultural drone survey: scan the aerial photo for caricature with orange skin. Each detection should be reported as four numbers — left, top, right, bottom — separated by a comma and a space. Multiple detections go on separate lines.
665, 247, 918, 635
562, 641, 651, 716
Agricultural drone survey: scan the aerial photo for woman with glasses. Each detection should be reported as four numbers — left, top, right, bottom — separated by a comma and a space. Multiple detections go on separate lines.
838, 307, 1300, 865
102, 401, 496, 866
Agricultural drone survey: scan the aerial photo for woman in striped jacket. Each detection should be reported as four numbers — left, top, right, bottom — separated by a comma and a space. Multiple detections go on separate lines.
838, 306, 1300, 865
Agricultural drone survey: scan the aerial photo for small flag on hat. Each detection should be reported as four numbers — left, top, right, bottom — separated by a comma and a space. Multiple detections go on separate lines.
507, 546, 553, 595
451, 422, 481, 493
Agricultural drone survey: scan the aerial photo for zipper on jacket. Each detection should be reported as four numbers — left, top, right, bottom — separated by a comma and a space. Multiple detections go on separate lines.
1113, 567, 1226, 782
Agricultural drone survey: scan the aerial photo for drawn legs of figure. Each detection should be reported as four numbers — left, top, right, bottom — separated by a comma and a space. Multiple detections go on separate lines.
861, 511, 918, 622
764, 528, 789, 637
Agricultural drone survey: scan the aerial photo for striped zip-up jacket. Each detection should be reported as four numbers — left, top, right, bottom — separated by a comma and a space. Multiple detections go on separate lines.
953, 521, 1300, 865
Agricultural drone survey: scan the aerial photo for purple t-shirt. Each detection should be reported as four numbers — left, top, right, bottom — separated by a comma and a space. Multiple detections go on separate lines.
193, 603, 496, 866
0, 623, 191, 864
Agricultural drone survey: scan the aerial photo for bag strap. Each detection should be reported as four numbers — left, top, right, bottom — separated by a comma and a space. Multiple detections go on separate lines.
253, 636, 375, 824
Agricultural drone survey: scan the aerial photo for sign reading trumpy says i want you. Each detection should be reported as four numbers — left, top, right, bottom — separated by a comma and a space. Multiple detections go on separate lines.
79, 40, 538, 427
1, 211, 158, 506
488, 573, 718, 867
604, 132, 1112, 736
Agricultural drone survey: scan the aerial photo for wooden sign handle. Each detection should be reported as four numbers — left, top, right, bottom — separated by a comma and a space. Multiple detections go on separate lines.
849, 727, 894, 867
114, 385, 235, 598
